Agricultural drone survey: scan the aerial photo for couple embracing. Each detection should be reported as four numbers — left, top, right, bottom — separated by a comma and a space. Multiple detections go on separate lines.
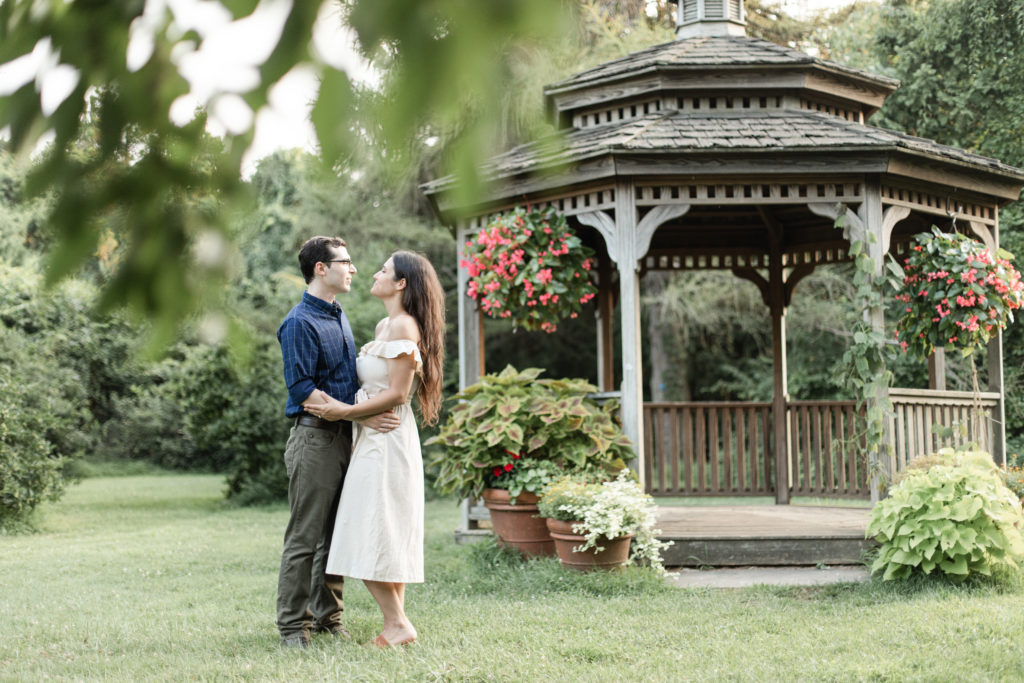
275, 236, 444, 649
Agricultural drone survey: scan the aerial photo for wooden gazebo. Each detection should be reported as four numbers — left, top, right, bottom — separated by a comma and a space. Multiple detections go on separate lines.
423, 0, 1024, 509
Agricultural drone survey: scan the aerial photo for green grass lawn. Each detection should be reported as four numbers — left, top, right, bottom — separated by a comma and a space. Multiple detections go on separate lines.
2, 474, 1023, 681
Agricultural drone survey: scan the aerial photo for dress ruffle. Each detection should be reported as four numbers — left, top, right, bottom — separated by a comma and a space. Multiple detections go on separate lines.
359, 338, 422, 372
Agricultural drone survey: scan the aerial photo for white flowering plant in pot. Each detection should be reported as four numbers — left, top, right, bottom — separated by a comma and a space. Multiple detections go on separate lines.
537, 472, 673, 575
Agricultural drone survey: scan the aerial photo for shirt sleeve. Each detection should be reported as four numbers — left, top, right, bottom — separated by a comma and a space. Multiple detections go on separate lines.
278, 317, 318, 408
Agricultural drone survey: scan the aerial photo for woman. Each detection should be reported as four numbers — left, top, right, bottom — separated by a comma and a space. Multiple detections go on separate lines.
306, 250, 445, 648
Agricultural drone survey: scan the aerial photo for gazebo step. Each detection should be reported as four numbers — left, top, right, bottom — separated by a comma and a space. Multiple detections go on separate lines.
454, 528, 493, 545
656, 504, 874, 567
660, 535, 874, 567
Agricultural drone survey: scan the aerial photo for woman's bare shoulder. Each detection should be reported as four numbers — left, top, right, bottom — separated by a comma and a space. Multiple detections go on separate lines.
386, 313, 421, 343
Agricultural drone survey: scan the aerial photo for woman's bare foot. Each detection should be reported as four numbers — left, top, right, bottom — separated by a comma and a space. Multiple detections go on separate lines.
377, 623, 417, 646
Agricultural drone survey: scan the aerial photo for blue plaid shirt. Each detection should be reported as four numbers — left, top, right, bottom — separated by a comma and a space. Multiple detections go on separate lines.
278, 292, 359, 418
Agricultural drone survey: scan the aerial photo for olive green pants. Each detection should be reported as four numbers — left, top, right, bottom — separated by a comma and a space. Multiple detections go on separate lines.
276, 423, 352, 639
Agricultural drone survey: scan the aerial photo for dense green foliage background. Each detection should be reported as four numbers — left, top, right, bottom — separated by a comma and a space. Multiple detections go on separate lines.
2, 0, 1023, 525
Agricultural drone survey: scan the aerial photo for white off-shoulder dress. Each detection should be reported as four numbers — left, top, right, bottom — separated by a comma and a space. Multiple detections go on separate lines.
325, 339, 424, 583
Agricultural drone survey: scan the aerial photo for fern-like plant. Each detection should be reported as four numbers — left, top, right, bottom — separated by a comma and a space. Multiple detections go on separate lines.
866, 448, 1024, 581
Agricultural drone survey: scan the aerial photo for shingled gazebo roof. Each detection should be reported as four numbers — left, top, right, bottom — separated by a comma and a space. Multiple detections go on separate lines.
423, 110, 1024, 199
423, 32, 1023, 215
545, 35, 898, 100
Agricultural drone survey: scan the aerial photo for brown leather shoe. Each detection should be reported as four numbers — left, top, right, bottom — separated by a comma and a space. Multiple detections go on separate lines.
314, 621, 352, 640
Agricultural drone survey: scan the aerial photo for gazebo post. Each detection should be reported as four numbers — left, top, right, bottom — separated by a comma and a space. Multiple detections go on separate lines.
456, 221, 485, 537
768, 235, 790, 504
988, 331, 1007, 466
596, 246, 616, 392
988, 217, 1007, 466
456, 221, 484, 390
863, 178, 890, 504
615, 180, 647, 488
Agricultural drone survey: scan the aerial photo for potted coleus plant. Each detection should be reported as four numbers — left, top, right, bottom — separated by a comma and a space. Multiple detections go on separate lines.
537, 472, 672, 574
426, 365, 632, 556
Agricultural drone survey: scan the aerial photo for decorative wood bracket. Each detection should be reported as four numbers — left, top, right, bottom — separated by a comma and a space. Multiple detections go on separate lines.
732, 267, 769, 306
784, 264, 816, 307
636, 204, 691, 260
733, 264, 816, 308
577, 210, 618, 264
881, 206, 911, 254
809, 201, 909, 258
580, 204, 691, 271
968, 220, 996, 252
807, 202, 865, 243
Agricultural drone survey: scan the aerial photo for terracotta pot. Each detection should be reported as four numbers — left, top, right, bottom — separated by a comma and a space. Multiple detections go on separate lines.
545, 518, 633, 571
481, 488, 555, 557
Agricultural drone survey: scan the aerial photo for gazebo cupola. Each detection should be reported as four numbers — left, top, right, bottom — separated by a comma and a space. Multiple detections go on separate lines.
423, 0, 1024, 509
676, 0, 745, 38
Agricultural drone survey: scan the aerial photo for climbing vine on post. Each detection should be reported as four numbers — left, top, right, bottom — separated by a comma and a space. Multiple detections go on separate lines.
834, 218, 894, 493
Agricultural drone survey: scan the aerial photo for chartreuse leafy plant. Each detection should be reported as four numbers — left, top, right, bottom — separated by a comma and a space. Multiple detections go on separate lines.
866, 448, 1024, 581
426, 366, 631, 502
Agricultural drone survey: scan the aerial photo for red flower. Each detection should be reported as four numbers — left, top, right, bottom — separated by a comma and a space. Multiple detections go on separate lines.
503, 463, 514, 472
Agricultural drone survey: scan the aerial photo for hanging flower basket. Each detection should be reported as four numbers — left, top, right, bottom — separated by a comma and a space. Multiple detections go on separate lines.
460, 206, 598, 333
892, 228, 1024, 359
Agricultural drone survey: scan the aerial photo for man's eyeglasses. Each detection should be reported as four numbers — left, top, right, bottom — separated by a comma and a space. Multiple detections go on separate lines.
325, 259, 353, 267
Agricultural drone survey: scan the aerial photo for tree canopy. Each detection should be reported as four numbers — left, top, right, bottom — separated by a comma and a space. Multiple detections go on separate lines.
0, 0, 573, 347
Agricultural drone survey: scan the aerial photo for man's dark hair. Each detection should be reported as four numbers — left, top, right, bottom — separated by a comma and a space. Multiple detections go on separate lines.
298, 236, 347, 284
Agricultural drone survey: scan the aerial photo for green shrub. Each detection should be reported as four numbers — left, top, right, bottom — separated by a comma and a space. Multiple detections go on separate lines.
97, 357, 198, 471
172, 341, 289, 503
0, 329, 70, 529
867, 448, 1024, 581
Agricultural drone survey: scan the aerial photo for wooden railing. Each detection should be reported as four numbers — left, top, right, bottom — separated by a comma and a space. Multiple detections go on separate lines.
786, 400, 868, 499
643, 390, 1001, 501
888, 389, 1000, 471
643, 402, 773, 496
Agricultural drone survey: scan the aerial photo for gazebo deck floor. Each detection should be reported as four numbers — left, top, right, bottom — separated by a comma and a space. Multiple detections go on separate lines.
656, 505, 874, 568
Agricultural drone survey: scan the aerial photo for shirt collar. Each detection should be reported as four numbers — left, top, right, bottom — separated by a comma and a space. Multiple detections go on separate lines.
302, 291, 342, 315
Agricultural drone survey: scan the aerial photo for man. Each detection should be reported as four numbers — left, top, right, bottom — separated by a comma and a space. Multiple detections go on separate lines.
275, 236, 399, 649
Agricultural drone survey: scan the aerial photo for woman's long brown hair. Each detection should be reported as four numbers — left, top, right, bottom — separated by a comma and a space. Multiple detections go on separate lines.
391, 251, 446, 425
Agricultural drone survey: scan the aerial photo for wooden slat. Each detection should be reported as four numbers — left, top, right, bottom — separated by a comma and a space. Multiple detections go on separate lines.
801, 406, 812, 494
643, 407, 655, 493
669, 406, 681, 494
845, 406, 857, 494
746, 407, 757, 492
763, 406, 773, 493
736, 408, 746, 492
710, 408, 720, 493
723, 410, 734, 492
824, 405, 835, 493
662, 409, 672, 493
679, 409, 688, 493
696, 407, 707, 493
812, 407, 823, 493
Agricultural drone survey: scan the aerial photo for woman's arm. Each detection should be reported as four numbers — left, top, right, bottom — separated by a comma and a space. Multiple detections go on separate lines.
317, 354, 416, 420
309, 315, 421, 421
